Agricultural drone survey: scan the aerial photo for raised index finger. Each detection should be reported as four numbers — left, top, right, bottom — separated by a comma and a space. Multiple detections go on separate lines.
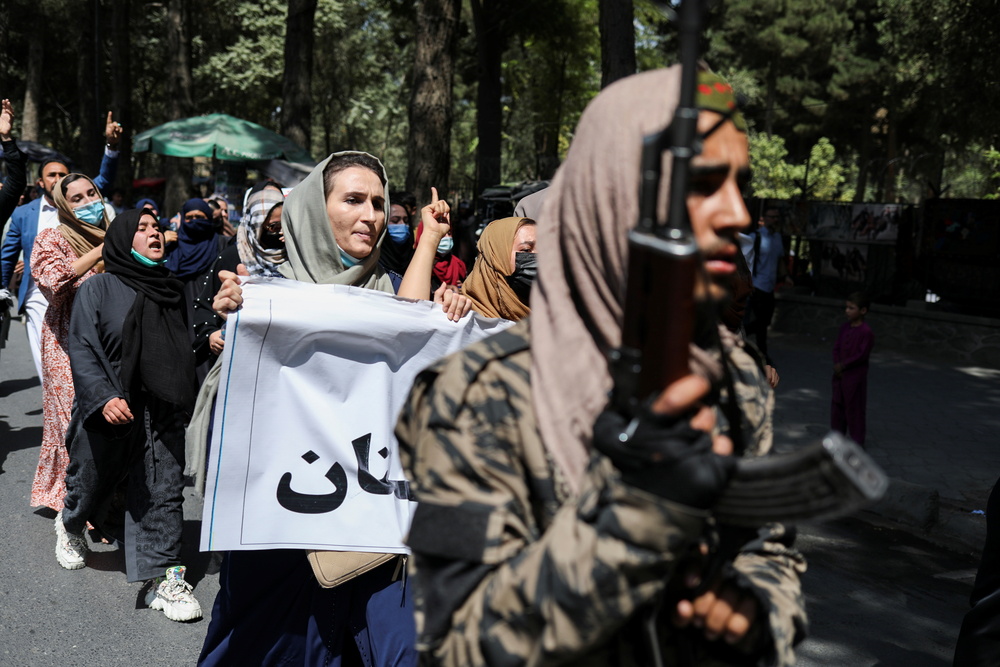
430, 186, 439, 205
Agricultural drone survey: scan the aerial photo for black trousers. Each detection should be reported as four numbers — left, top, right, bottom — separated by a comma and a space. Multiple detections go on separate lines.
955, 476, 1000, 665
63, 394, 186, 582
745, 287, 776, 359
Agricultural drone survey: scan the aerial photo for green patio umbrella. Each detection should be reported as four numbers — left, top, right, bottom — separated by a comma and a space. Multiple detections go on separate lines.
133, 113, 313, 163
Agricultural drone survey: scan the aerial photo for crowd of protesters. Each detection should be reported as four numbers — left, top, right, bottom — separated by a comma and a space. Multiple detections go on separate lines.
0, 96, 543, 651
0, 60, 833, 667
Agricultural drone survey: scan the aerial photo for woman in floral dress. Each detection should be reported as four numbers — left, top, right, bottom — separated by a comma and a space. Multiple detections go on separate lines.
29, 173, 109, 510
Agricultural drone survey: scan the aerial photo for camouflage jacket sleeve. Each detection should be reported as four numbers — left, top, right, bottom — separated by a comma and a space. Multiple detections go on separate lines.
398, 322, 711, 666
717, 333, 808, 667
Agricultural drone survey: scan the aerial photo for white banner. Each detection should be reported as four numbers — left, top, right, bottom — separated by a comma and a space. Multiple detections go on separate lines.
200, 278, 511, 553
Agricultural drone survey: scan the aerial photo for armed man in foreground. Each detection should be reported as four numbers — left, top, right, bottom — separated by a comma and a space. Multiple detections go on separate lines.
396, 60, 806, 667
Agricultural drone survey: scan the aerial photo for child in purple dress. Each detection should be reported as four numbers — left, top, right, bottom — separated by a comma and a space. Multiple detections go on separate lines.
831, 292, 874, 446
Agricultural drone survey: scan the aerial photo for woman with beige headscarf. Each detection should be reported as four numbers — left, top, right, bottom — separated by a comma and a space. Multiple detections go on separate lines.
461, 216, 536, 320
397, 67, 806, 667
29, 173, 110, 511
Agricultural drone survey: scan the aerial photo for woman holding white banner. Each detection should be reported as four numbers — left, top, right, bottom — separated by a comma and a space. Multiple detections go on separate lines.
199, 151, 468, 667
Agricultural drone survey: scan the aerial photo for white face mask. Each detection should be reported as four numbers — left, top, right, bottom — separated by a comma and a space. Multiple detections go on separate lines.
437, 236, 454, 255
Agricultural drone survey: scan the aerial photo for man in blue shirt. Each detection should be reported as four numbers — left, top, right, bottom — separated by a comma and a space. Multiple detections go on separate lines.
0, 111, 122, 377
739, 206, 790, 359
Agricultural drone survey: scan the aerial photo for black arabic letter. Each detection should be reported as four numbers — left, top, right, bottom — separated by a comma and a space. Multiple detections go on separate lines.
352, 433, 394, 495
276, 461, 348, 514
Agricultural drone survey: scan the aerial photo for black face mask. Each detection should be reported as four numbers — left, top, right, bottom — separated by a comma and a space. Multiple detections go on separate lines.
505, 252, 537, 303
259, 230, 284, 250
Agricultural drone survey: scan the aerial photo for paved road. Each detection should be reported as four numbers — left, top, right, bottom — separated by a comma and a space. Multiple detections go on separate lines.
1, 321, 218, 666
0, 319, 983, 665
797, 517, 975, 666
768, 330, 1000, 511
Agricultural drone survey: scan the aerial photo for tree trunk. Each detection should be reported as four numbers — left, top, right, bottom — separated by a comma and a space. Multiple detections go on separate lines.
884, 107, 898, 202
165, 0, 194, 215
0, 13, 7, 89
111, 0, 133, 198
77, 0, 101, 178
854, 118, 872, 203
406, 0, 461, 203
470, 0, 503, 194
599, 0, 635, 89
281, 0, 317, 158
534, 54, 567, 180
21, 24, 44, 142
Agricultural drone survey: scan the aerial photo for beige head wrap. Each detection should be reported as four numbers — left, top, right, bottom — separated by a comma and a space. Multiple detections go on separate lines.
531, 66, 690, 492
52, 173, 109, 273
278, 151, 395, 293
461, 216, 533, 320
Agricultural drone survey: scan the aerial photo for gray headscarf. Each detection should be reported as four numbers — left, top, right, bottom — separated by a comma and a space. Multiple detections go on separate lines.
187, 151, 394, 494
278, 151, 395, 294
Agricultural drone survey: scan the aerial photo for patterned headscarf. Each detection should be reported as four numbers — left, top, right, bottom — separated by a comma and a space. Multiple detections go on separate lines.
237, 189, 286, 277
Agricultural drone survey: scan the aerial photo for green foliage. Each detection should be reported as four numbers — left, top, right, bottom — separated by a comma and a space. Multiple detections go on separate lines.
496, 0, 600, 184
806, 137, 855, 201
985, 147, 1000, 200
310, 0, 413, 186
749, 131, 802, 199
191, 0, 288, 124
750, 133, 854, 201
708, 0, 855, 141
2, 0, 998, 208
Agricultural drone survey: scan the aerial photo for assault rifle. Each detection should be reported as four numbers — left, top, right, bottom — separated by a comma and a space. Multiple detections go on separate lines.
608, 0, 887, 528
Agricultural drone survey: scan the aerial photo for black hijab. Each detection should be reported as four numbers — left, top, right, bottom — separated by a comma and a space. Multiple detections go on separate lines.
379, 228, 415, 276
103, 208, 196, 413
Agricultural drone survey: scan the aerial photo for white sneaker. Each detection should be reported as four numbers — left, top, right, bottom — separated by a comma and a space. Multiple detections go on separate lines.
54, 510, 87, 570
145, 566, 203, 622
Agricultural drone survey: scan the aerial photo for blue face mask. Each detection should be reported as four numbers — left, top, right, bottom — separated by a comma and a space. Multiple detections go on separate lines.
74, 201, 106, 226
338, 246, 361, 268
437, 236, 454, 255
387, 224, 410, 244
130, 248, 165, 267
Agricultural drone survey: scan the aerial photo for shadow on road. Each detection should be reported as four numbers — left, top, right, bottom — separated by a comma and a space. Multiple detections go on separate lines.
0, 376, 40, 397
0, 419, 41, 473
0, 376, 40, 398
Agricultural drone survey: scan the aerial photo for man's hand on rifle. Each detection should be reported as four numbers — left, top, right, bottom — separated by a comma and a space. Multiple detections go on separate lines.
674, 566, 760, 646
594, 373, 764, 646
593, 373, 735, 509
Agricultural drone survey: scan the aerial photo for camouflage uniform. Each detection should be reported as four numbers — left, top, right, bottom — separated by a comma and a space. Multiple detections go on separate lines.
397, 319, 806, 667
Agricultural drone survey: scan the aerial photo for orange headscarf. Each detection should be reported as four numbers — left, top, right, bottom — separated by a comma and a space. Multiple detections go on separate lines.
461, 217, 533, 320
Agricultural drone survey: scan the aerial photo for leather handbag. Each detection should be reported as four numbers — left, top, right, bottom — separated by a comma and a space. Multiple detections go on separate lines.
305, 550, 396, 588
